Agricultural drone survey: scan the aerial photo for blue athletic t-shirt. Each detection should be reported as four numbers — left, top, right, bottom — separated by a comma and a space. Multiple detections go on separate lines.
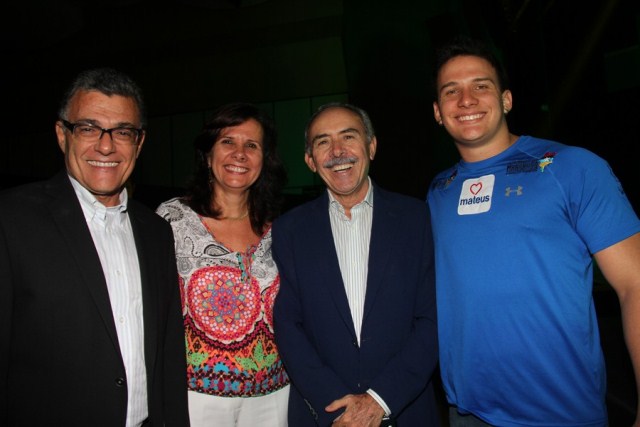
427, 135, 640, 426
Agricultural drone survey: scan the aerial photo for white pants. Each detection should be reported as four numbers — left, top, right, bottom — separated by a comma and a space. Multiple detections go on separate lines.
188, 386, 289, 427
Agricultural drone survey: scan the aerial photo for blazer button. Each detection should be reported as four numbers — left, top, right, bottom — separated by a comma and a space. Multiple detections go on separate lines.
115, 377, 126, 387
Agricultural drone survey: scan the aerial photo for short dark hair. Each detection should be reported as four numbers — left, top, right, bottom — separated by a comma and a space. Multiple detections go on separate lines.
433, 35, 509, 99
186, 102, 287, 235
58, 68, 146, 126
304, 102, 375, 154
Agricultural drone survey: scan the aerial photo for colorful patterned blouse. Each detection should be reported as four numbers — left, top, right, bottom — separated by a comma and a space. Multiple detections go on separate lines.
156, 198, 289, 397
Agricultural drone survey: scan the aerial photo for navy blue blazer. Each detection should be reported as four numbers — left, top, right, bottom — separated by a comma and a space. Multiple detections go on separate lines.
273, 183, 439, 426
0, 172, 188, 427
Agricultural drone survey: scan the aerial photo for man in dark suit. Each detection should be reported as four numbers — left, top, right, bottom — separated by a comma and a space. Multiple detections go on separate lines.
0, 68, 189, 427
272, 103, 439, 427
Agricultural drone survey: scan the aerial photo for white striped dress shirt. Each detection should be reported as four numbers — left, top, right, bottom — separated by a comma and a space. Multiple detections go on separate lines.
327, 178, 391, 416
70, 177, 148, 427
328, 180, 373, 345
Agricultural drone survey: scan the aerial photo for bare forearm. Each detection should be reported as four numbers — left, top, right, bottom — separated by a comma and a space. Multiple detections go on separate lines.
593, 233, 640, 425
619, 288, 640, 426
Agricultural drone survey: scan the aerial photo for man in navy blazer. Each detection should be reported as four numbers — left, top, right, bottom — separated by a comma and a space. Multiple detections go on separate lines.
272, 103, 439, 426
0, 69, 188, 426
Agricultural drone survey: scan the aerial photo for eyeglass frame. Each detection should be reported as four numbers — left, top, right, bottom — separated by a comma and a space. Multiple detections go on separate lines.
59, 119, 145, 145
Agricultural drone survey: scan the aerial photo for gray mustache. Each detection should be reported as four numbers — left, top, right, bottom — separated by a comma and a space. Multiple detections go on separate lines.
323, 157, 357, 169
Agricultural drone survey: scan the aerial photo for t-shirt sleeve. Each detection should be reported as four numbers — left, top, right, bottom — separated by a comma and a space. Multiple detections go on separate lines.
561, 147, 640, 254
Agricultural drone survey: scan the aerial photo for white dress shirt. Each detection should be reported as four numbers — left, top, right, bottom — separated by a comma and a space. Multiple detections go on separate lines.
328, 180, 373, 345
70, 177, 148, 427
327, 178, 391, 416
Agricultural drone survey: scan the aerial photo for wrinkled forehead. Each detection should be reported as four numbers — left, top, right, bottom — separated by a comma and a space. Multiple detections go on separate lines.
65, 90, 141, 123
309, 107, 364, 135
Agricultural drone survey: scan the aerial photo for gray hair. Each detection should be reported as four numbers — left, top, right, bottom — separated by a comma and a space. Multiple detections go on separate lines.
58, 68, 146, 127
304, 102, 375, 154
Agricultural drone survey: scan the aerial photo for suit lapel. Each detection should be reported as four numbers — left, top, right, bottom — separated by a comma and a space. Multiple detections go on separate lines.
46, 173, 122, 353
363, 186, 397, 323
309, 194, 358, 339
128, 203, 159, 378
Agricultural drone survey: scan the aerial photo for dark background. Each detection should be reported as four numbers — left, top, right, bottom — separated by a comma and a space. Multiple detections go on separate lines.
2, 0, 638, 423
2, 0, 639, 209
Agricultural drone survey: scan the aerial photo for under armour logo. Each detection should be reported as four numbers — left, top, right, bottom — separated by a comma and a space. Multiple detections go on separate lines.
505, 186, 523, 196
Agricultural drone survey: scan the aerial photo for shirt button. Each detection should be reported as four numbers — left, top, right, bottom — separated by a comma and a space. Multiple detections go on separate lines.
119, 316, 125, 323
115, 377, 126, 387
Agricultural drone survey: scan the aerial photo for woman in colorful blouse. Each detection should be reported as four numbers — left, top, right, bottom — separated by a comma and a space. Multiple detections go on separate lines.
157, 102, 289, 426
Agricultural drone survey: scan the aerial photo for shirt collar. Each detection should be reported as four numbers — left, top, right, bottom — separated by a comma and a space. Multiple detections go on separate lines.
68, 175, 128, 224
328, 176, 374, 213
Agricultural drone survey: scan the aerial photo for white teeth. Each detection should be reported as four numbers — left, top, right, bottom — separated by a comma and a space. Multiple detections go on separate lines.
226, 165, 248, 173
458, 113, 483, 121
88, 161, 118, 167
332, 164, 352, 172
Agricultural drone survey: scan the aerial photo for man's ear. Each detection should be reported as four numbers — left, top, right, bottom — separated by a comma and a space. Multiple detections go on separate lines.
304, 152, 317, 173
135, 133, 146, 158
433, 101, 443, 125
368, 136, 377, 160
502, 90, 513, 114
55, 121, 67, 153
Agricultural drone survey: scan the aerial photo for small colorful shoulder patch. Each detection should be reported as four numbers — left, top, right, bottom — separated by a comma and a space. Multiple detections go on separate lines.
538, 151, 556, 172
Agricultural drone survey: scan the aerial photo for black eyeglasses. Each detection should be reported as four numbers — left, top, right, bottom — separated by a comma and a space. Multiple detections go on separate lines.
60, 120, 144, 145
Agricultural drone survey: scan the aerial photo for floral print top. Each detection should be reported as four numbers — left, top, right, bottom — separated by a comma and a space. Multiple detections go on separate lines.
157, 198, 289, 397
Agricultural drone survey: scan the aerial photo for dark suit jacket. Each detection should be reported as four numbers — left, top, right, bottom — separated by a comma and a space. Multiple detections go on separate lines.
0, 172, 189, 427
272, 184, 439, 427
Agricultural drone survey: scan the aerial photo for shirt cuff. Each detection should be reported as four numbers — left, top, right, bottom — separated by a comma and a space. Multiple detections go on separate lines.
366, 389, 391, 417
